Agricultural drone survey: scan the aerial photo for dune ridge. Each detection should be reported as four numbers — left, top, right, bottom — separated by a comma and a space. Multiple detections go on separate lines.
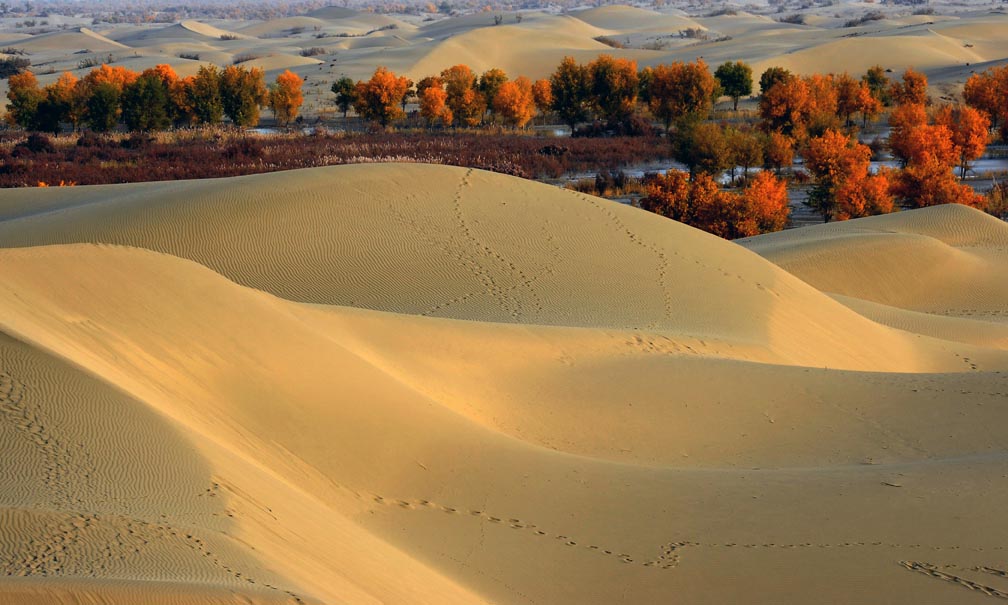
1, 164, 1007, 604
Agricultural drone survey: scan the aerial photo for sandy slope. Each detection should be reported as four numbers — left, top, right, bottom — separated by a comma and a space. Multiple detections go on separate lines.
740, 204, 1008, 319
1, 164, 1007, 604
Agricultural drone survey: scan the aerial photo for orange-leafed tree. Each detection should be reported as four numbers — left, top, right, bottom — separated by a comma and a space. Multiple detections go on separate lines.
454, 88, 487, 127
587, 54, 638, 123
836, 73, 879, 128
887, 102, 928, 166
889, 120, 986, 210
741, 170, 790, 233
855, 81, 882, 128
416, 75, 442, 97
147, 63, 179, 87
834, 168, 895, 220
493, 76, 535, 129
835, 73, 862, 127
962, 66, 1006, 134
419, 82, 452, 127
892, 157, 986, 210
758, 75, 812, 138
763, 130, 794, 174
889, 67, 928, 106
171, 76, 198, 126
353, 66, 410, 127
82, 64, 139, 92
639, 169, 789, 239
803, 73, 840, 136
898, 123, 958, 167
935, 104, 991, 178
269, 69, 304, 127
441, 64, 484, 126
6, 70, 43, 129
648, 59, 717, 131
803, 128, 879, 221
34, 71, 80, 133
531, 78, 552, 117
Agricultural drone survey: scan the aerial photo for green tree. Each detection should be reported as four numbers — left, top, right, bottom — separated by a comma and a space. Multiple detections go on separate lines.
862, 64, 891, 106
85, 82, 120, 132
549, 56, 591, 132
5, 70, 43, 129
331, 76, 356, 119
221, 65, 267, 127
759, 66, 792, 95
648, 60, 717, 132
675, 122, 730, 180
121, 73, 171, 131
188, 65, 223, 125
478, 67, 508, 118
587, 54, 638, 123
714, 61, 753, 111
727, 127, 763, 183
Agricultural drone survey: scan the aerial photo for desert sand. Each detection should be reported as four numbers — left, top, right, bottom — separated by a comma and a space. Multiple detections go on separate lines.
3, 3, 1007, 116
0, 163, 1007, 604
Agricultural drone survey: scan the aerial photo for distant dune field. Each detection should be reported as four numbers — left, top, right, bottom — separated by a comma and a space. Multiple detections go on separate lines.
3, 3, 1007, 111
1, 163, 1007, 604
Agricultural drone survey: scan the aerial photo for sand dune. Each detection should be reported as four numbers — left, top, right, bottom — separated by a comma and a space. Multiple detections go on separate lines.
5, 1, 1004, 101
112, 20, 252, 44
0, 163, 981, 370
238, 16, 333, 38
741, 204, 1008, 318
1, 164, 1007, 605
571, 5, 704, 33
13, 27, 129, 53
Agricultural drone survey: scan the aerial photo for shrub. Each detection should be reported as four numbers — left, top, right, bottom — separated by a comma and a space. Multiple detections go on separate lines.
219, 33, 239, 40
680, 27, 708, 39
232, 53, 260, 64
987, 183, 1008, 220
366, 23, 398, 34
593, 36, 626, 49
0, 56, 30, 78
19, 133, 55, 154
76, 132, 108, 148
178, 52, 201, 60
844, 11, 885, 27
121, 132, 154, 149
300, 47, 327, 57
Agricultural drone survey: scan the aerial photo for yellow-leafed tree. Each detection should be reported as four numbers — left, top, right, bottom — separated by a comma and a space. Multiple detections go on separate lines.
269, 69, 304, 127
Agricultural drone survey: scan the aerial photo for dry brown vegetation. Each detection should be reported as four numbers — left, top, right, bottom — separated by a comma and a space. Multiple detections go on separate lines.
0, 129, 669, 186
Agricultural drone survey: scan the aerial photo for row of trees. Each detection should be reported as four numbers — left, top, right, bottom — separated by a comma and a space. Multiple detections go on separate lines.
337, 55, 730, 133
6, 64, 304, 132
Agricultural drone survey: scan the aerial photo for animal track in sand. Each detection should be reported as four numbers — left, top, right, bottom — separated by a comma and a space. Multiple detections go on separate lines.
363, 487, 1005, 576
901, 561, 1008, 599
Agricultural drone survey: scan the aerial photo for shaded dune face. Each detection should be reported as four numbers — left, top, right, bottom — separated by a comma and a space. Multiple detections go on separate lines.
1, 164, 1007, 605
